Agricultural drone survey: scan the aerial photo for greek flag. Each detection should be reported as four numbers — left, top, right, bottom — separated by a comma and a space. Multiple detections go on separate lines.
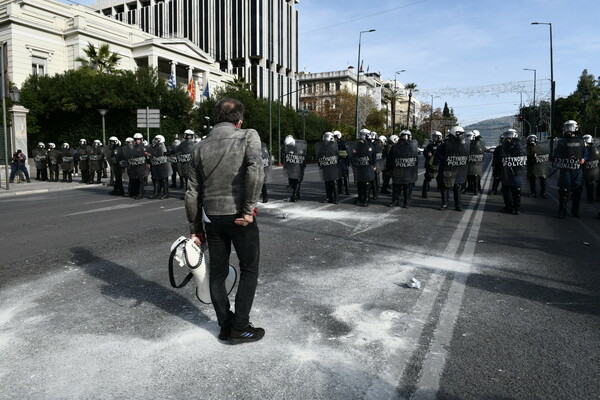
167, 70, 176, 89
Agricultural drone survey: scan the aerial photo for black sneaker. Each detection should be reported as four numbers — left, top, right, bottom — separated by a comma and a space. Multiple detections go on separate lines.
228, 324, 265, 344
218, 326, 231, 341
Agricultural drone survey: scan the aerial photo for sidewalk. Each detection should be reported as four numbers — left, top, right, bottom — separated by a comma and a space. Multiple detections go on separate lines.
0, 176, 108, 198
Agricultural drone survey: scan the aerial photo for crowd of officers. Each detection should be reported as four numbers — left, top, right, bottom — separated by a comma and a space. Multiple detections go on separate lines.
283, 119, 599, 219
30, 118, 598, 219
30, 130, 202, 200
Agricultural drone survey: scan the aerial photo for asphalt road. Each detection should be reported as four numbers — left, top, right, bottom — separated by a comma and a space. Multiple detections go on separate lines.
1, 157, 599, 400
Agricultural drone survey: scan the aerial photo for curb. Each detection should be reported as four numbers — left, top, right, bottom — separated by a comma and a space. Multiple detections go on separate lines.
0, 183, 107, 198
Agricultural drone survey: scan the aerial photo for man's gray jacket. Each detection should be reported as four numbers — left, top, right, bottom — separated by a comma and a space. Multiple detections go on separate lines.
185, 122, 264, 234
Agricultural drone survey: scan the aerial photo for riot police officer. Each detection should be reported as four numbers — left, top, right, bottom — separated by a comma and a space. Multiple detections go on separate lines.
88, 140, 105, 184
334, 131, 351, 196
59, 143, 74, 182
175, 129, 196, 194
422, 131, 442, 198
388, 129, 419, 207
436, 126, 469, 211
496, 129, 526, 214
47, 143, 61, 182
369, 131, 382, 200
489, 135, 504, 195
169, 139, 182, 189
260, 142, 272, 203
77, 139, 90, 184
283, 135, 307, 202
526, 134, 549, 198
124, 133, 148, 199
107, 137, 125, 196
349, 129, 376, 206
32, 142, 48, 181
582, 135, 599, 203
553, 120, 587, 218
148, 134, 171, 199
316, 132, 341, 204
381, 134, 398, 195
465, 130, 485, 196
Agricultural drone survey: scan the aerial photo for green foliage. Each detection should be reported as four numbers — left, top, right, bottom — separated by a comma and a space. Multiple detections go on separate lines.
76, 42, 122, 74
189, 87, 332, 162
21, 67, 192, 148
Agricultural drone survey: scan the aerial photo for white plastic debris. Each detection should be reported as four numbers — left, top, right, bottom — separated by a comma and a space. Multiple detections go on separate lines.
584, 242, 590, 246
282, 213, 288, 219
478, 240, 484, 243
407, 277, 421, 289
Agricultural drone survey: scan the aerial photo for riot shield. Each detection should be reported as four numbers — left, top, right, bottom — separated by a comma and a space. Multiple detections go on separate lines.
443, 139, 469, 186
315, 141, 341, 182
467, 139, 485, 176
283, 140, 307, 180
88, 147, 104, 171
103, 146, 116, 167
347, 141, 375, 183
392, 140, 419, 184
32, 148, 47, 169
500, 140, 527, 178
533, 142, 550, 177
77, 146, 90, 170
372, 140, 385, 171
149, 143, 172, 180
127, 143, 147, 179
177, 140, 195, 177
584, 145, 600, 183
261, 143, 272, 183
552, 138, 584, 170
60, 148, 74, 171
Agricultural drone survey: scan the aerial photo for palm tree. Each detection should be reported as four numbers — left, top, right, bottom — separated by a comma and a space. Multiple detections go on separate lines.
76, 43, 121, 74
224, 75, 253, 91
405, 82, 418, 128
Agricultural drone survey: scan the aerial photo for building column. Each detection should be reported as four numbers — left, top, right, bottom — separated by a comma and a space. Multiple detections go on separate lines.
10, 105, 29, 156
148, 55, 158, 68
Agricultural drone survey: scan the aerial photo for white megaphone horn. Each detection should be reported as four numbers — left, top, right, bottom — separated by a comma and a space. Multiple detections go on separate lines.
168, 236, 237, 304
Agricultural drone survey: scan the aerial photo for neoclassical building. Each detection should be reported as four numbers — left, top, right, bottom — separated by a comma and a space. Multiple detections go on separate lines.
0, 0, 235, 157
93, 0, 300, 108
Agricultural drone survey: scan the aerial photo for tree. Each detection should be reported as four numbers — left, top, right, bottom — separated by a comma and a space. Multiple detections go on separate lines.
404, 83, 418, 128
224, 76, 253, 91
76, 43, 122, 74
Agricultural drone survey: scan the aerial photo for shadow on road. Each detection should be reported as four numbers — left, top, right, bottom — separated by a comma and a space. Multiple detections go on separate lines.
70, 246, 210, 332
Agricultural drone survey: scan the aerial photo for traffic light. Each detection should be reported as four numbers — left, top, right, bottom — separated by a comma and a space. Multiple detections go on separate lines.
519, 114, 523, 121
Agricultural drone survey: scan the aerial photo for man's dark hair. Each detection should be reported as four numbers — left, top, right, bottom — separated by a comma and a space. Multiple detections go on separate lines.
213, 98, 245, 124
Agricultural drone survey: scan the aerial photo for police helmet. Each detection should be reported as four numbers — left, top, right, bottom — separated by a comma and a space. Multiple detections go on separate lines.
143, 140, 149, 146
133, 133, 143, 140
93, 139, 102, 147
465, 131, 475, 141
184, 129, 195, 139
125, 137, 134, 144
369, 131, 378, 140
153, 135, 165, 144
108, 136, 119, 143
399, 129, 411, 140
563, 120, 579, 135
472, 130, 481, 138
526, 134, 537, 143
284, 135, 295, 146
48, 142, 56, 149
322, 132, 334, 142
379, 135, 387, 143
172, 139, 181, 147
333, 131, 342, 140
582, 134, 593, 144
449, 126, 465, 138
389, 135, 399, 144
79, 139, 87, 145
503, 129, 518, 140
431, 131, 443, 141
62, 143, 70, 149
359, 128, 371, 141
38, 142, 45, 148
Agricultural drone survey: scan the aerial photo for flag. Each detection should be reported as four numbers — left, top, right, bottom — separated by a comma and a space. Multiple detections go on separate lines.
359, 59, 364, 72
366, 65, 370, 73
187, 76, 196, 102
167, 70, 176, 89
203, 82, 210, 98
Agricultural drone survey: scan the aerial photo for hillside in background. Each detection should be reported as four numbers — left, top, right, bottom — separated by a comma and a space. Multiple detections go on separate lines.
465, 116, 515, 143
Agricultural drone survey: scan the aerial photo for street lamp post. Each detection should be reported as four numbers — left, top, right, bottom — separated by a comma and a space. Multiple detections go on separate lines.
524, 68, 537, 138
0, 44, 8, 190
97, 109, 108, 145
391, 69, 405, 134
354, 29, 375, 138
531, 22, 554, 140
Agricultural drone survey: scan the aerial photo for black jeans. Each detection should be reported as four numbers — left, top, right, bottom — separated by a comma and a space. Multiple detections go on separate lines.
205, 215, 260, 331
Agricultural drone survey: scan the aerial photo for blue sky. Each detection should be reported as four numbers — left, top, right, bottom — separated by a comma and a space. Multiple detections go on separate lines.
64, 0, 599, 126
297, 0, 600, 125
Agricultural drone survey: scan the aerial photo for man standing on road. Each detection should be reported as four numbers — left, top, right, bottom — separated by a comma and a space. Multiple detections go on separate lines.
185, 98, 265, 344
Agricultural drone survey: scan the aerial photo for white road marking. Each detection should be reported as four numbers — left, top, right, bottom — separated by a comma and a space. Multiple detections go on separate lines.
84, 198, 126, 205
164, 206, 185, 212
65, 202, 150, 216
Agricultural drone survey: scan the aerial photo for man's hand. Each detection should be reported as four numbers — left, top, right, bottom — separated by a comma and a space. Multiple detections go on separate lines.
234, 214, 253, 226
190, 232, 206, 246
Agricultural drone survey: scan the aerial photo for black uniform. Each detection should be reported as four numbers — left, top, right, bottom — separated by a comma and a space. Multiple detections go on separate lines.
422, 140, 441, 198
32, 147, 48, 181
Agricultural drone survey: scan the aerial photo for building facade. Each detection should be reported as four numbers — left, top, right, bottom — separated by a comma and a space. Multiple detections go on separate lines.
0, 0, 234, 157
94, 0, 300, 107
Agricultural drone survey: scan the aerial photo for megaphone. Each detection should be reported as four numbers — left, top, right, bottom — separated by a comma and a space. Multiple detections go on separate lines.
168, 236, 237, 304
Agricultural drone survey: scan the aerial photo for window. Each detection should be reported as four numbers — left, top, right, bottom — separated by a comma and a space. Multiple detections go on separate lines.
32, 56, 46, 76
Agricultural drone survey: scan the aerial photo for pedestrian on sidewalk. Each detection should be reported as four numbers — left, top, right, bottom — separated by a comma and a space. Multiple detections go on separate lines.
185, 98, 265, 344
9, 150, 31, 183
